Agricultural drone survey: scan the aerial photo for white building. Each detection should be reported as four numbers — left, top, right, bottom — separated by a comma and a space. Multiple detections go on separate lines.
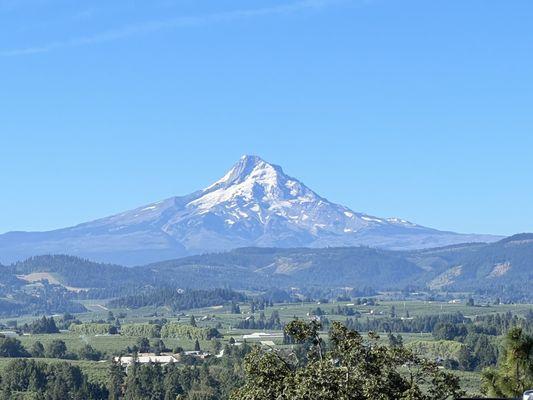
114, 353, 179, 366
242, 332, 284, 340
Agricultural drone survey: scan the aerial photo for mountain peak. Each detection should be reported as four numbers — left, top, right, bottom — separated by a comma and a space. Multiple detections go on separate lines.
233, 154, 277, 178
0, 156, 503, 265
239, 154, 265, 165
206, 155, 284, 191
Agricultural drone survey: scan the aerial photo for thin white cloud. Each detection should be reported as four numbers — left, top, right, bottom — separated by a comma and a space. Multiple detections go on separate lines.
1, 0, 343, 56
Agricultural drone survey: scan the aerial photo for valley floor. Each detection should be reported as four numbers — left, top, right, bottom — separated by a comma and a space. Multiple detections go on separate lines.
1, 298, 529, 397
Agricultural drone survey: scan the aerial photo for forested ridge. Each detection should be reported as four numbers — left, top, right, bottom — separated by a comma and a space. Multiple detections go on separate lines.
1, 234, 533, 317
107, 288, 246, 310
5, 234, 533, 300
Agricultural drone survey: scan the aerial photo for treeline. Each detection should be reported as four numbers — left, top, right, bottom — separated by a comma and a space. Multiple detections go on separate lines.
236, 311, 282, 330
1, 255, 156, 305
160, 324, 221, 340
112, 343, 252, 399
0, 359, 107, 399
0, 342, 253, 399
344, 311, 467, 333
473, 310, 533, 335
12, 255, 140, 289
68, 320, 222, 341
311, 305, 360, 317
431, 311, 533, 341
343, 310, 533, 372
0, 316, 106, 361
427, 311, 533, 371
7, 315, 81, 334
107, 288, 246, 311
0, 334, 103, 361
19, 315, 60, 334
296, 287, 377, 302
120, 323, 159, 338
0, 283, 86, 317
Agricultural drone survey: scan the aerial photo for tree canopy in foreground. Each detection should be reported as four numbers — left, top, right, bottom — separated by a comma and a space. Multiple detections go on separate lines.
482, 326, 533, 398
231, 320, 464, 400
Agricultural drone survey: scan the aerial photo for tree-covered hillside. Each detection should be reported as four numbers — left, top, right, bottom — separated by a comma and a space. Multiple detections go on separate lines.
108, 288, 246, 310
12, 255, 141, 288
142, 246, 424, 289
1, 234, 533, 316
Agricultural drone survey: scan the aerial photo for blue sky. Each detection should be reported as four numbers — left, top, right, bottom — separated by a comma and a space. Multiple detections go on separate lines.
1, 0, 532, 236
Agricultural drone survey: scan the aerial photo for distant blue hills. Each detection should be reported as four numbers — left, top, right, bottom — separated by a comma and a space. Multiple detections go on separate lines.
3, 234, 533, 302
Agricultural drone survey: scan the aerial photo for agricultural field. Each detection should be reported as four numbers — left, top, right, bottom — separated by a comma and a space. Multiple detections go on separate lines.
0, 296, 531, 398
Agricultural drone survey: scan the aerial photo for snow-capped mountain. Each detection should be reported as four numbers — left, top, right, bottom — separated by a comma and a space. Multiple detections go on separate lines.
0, 155, 501, 265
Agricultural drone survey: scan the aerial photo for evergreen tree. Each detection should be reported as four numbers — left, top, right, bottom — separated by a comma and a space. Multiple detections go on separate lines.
162, 364, 184, 400
231, 302, 241, 314
457, 346, 474, 371
387, 333, 403, 348
31, 341, 45, 357
107, 361, 125, 400
136, 337, 150, 353
46, 339, 67, 358
482, 327, 533, 397
26, 316, 60, 334
212, 340, 222, 354
107, 311, 115, 323
0, 337, 29, 357
78, 344, 102, 361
